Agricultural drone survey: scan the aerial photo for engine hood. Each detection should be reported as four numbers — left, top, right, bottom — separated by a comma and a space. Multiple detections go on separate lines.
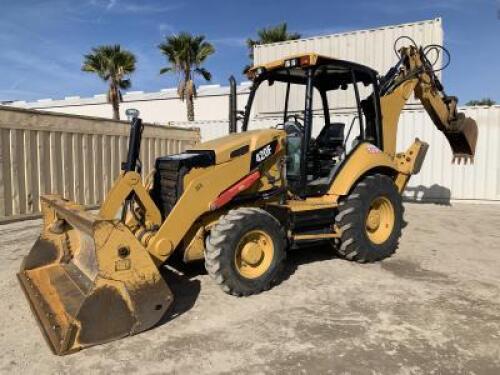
188, 128, 284, 165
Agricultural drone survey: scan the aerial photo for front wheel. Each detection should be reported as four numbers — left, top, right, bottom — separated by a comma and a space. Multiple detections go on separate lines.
205, 207, 287, 296
335, 174, 403, 262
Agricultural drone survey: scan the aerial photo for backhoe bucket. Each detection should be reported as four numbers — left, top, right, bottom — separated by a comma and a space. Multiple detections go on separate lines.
18, 195, 173, 355
445, 114, 478, 163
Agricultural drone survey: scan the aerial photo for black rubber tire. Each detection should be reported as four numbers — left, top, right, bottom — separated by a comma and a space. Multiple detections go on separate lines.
335, 174, 403, 263
205, 207, 286, 296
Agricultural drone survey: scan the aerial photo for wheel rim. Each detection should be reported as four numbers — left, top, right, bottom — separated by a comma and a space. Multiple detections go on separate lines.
234, 230, 274, 279
365, 196, 395, 244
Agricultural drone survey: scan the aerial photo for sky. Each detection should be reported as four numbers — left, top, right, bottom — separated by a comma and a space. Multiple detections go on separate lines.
0, 0, 498, 104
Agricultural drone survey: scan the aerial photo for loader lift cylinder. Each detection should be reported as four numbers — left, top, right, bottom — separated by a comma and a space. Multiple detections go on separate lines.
122, 117, 144, 172
228, 76, 238, 133
121, 117, 144, 221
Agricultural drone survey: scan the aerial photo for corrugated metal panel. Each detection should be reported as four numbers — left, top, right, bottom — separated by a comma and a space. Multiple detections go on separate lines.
0, 106, 200, 220
253, 18, 443, 116
173, 105, 500, 202
398, 106, 500, 202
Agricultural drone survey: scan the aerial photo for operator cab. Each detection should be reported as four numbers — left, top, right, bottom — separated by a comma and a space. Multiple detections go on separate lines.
236, 54, 383, 198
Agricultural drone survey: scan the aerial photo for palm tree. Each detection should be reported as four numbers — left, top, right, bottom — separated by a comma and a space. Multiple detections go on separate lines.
466, 98, 496, 106
244, 23, 301, 73
82, 45, 136, 120
158, 32, 215, 122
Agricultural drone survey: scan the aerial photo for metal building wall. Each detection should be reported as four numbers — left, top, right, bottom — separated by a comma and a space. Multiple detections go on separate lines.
11, 84, 252, 125
253, 18, 443, 116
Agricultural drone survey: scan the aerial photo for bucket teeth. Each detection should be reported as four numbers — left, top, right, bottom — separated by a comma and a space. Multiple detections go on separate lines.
18, 195, 173, 355
452, 155, 474, 165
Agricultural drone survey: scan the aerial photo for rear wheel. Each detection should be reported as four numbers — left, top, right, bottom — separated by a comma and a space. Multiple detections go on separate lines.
205, 207, 286, 296
335, 174, 403, 262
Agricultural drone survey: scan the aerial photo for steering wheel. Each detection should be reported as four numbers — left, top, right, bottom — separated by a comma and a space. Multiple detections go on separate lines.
284, 114, 305, 133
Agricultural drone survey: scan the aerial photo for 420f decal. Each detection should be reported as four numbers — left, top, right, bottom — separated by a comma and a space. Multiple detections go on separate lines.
251, 140, 278, 169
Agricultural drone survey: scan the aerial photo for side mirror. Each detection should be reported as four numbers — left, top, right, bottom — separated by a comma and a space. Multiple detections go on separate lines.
228, 75, 238, 133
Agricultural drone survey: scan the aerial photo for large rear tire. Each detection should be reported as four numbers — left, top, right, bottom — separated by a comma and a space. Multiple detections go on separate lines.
335, 174, 403, 262
205, 207, 286, 296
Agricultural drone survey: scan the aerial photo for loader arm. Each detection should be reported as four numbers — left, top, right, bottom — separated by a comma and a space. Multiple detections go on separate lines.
379, 45, 478, 163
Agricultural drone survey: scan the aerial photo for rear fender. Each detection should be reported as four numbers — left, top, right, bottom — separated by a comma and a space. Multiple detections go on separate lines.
329, 140, 429, 196
328, 143, 399, 196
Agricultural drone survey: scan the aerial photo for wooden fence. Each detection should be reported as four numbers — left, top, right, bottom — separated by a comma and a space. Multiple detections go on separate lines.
0, 106, 200, 221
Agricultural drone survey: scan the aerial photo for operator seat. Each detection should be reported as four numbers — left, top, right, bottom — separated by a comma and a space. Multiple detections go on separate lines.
310, 122, 345, 178
315, 122, 345, 155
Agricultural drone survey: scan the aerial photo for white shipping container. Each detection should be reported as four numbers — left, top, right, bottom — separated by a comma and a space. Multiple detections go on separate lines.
253, 18, 443, 116
397, 106, 499, 202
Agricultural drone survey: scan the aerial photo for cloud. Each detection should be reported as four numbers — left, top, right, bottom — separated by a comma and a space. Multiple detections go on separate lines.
106, 0, 117, 10
212, 37, 247, 48
122, 3, 183, 13
4, 50, 83, 82
88, 0, 184, 14
0, 47, 91, 101
158, 23, 175, 35
87, 0, 115, 10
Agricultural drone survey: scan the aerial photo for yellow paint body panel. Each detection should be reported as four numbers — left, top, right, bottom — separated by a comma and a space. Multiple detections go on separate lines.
380, 79, 418, 157
148, 129, 286, 263
190, 129, 283, 164
247, 53, 323, 75
328, 143, 398, 196
99, 171, 162, 226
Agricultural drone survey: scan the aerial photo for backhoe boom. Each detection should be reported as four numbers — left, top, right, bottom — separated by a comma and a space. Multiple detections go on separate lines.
379, 45, 478, 163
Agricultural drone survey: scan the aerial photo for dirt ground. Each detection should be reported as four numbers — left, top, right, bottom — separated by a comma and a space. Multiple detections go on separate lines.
0, 202, 499, 374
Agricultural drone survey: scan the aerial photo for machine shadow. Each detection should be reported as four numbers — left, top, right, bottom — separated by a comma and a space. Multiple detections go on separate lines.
177, 242, 337, 292
404, 184, 452, 206
153, 242, 338, 328
154, 263, 203, 327
283, 242, 339, 280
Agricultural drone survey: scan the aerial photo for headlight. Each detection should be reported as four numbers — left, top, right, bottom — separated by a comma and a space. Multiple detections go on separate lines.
284, 58, 299, 68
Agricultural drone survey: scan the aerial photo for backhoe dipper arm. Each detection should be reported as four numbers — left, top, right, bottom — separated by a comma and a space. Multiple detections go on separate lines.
379, 45, 478, 163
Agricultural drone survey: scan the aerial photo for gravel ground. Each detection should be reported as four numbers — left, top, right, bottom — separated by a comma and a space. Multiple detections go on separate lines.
0, 202, 499, 374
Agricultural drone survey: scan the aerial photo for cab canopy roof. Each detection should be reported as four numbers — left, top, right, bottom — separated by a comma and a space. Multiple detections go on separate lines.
247, 53, 379, 91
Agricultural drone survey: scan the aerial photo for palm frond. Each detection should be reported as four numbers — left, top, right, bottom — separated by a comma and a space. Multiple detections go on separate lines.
159, 66, 173, 75
158, 32, 215, 103
194, 67, 211, 82
119, 79, 131, 89
82, 44, 136, 88
246, 22, 301, 69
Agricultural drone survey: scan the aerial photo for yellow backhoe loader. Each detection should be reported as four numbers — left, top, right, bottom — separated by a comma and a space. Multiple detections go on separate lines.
18, 41, 478, 355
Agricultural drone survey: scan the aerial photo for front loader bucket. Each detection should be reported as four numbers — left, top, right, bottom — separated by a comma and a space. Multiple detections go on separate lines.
18, 195, 173, 355
445, 113, 478, 163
